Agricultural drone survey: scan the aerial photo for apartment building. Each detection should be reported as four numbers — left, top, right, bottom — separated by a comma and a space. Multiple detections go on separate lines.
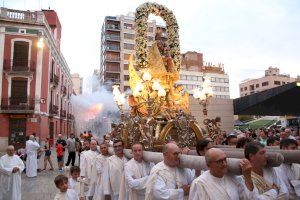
0, 8, 74, 150
239, 67, 299, 97
71, 73, 83, 95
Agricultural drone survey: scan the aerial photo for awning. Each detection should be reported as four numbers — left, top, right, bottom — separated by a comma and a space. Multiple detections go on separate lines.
234, 82, 300, 116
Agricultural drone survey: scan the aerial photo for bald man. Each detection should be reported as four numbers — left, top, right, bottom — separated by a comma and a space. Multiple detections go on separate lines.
25, 134, 40, 177
145, 143, 194, 200
0, 145, 25, 200
80, 139, 99, 199
189, 148, 259, 200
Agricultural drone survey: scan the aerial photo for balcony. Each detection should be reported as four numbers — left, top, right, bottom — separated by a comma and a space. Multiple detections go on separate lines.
49, 104, 58, 115
0, 8, 42, 23
105, 34, 120, 41
105, 46, 120, 52
104, 55, 121, 62
61, 86, 66, 96
67, 113, 75, 120
3, 59, 35, 74
60, 110, 66, 118
50, 74, 59, 86
105, 24, 120, 31
1, 98, 35, 113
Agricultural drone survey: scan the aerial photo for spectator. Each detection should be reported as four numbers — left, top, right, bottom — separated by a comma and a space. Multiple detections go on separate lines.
267, 136, 280, 146
236, 137, 253, 148
196, 139, 212, 156
227, 134, 238, 146
56, 134, 67, 165
43, 138, 54, 171
66, 134, 76, 167
56, 143, 64, 172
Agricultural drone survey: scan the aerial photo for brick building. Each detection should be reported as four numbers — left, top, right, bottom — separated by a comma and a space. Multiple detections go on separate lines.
0, 8, 74, 150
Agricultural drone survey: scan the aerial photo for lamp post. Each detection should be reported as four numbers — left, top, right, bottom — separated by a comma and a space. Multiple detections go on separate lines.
193, 76, 213, 117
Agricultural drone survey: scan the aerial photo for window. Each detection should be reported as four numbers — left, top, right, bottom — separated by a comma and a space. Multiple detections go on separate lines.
225, 87, 229, 92
256, 84, 259, 88
274, 81, 281, 85
197, 76, 203, 81
124, 33, 134, 40
250, 85, 254, 90
124, 75, 130, 81
180, 75, 187, 80
124, 23, 133, 30
123, 54, 130, 60
282, 81, 285, 85
192, 76, 198, 81
124, 64, 129, 70
124, 43, 134, 50
240, 88, 243, 92
224, 78, 229, 83
211, 77, 216, 82
244, 87, 247, 91
219, 78, 225, 83
262, 81, 269, 87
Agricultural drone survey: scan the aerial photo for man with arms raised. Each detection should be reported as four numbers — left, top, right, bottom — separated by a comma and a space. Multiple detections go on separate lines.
0, 145, 25, 200
80, 139, 99, 200
189, 148, 258, 200
245, 141, 288, 199
123, 142, 154, 200
25, 134, 40, 177
93, 142, 110, 200
275, 138, 300, 199
145, 142, 194, 200
104, 139, 128, 200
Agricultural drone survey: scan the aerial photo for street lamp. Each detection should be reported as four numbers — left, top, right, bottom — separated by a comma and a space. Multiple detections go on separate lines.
193, 76, 213, 116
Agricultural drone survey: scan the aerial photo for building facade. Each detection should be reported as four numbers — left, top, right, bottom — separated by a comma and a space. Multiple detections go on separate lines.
239, 67, 299, 97
71, 73, 83, 95
179, 51, 230, 99
0, 8, 74, 150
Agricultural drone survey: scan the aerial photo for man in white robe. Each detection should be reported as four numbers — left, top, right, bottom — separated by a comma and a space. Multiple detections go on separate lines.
103, 139, 128, 200
0, 145, 25, 200
93, 142, 110, 200
145, 143, 194, 200
25, 134, 40, 177
275, 138, 300, 199
189, 148, 259, 200
245, 141, 289, 199
80, 140, 99, 200
124, 143, 154, 200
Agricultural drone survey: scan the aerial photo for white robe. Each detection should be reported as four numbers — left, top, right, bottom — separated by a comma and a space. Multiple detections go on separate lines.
92, 154, 109, 200
25, 140, 40, 177
145, 161, 195, 200
68, 178, 89, 198
54, 189, 79, 200
275, 163, 300, 199
124, 158, 154, 200
103, 155, 127, 200
189, 170, 260, 200
0, 154, 25, 200
80, 150, 99, 197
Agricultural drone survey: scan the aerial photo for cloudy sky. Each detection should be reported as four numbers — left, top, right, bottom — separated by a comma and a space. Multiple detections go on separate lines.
2, 0, 300, 98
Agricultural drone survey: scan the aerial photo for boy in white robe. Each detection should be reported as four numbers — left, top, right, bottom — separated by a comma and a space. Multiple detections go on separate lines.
0, 145, 25, 200
92, 143, 110, 200
26, 135, 40, 177
124, 143, 154, 200
145, 143, 194, 200
275, 138, 300, 199
245, 141, 289, 199
68, 166, 89, 200
103, 139, 128, 200
54, 174, 79, 200
80, 140, 99, 199
189, 148, 258, 200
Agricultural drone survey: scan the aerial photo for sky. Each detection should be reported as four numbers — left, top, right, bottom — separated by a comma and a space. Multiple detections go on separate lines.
2, 0, 300, 98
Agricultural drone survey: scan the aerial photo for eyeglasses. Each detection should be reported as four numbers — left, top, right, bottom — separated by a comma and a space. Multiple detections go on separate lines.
212, 157, 227, 165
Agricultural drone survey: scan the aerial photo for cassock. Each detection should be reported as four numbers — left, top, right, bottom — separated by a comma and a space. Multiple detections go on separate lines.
25, 140, 40, 177
54, 189, 79, 200
145, 161, 194, 200
80, 149, 99, 198
275, 163, 300, 199
92, 154, 109, 200
103, 155, 127, 200
0, 154, 25, 200
68, 177, 89, 199
124, 158, 154, 200
251, 167, 289, 199
189, 170, 260, 200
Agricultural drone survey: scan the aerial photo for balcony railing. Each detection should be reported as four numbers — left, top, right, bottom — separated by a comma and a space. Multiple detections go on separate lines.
104, 56, 121, 62
105, 34, 120, 41
1, 98, 35, 112
3, 59, 35, 73
105, 46, 120, 51
67, 113, 74, 120
0, 8, 42, 23
49, 104, 58, 115
61, 86, 66, 96
60, 110, 66, 118
50, 74, 59, 85
106, 24, 120, 31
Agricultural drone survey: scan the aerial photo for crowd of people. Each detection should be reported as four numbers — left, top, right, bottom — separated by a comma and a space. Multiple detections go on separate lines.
0, 127, 300, 200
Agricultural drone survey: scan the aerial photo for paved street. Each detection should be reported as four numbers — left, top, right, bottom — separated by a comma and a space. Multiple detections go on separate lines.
3, 151, 79, 200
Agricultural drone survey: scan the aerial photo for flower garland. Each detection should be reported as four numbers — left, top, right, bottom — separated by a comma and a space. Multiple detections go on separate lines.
135, 2, 181, 72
